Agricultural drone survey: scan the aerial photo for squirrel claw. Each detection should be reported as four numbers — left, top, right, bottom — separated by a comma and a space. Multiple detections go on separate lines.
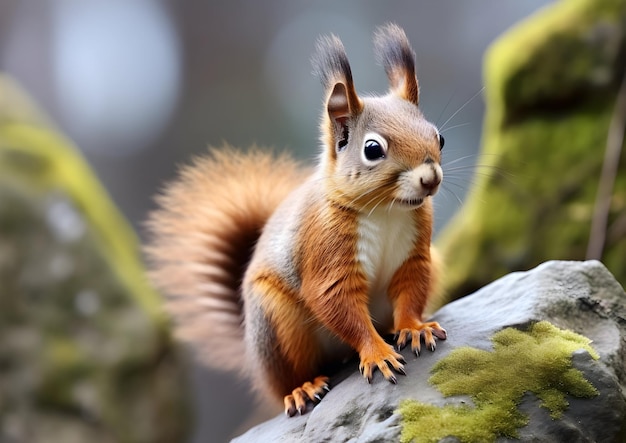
394, 321, 446, 357
359, 342, 405, 385
414, 347, 421, 357
285, 400, 297, 417
283, 376, 330, 417
433, 327, 448, 340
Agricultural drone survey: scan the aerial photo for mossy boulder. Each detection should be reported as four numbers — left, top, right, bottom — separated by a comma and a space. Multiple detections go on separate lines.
436, 0, 626, 303
233, 261, 626, 442
0, 76, 189, 442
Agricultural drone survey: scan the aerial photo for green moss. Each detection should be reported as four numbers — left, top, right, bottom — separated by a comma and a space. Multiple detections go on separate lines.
0, 124, 163, 321
399, 321, 599, 443
0, 76, 189, 441
0, 76, 163, 322
38, 338, 95, 408
436, 0, 626, 303
484, 0, 626, 116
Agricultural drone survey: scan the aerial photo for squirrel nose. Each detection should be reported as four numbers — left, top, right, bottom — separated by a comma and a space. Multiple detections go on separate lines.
408, 163, 443, 198
420, 170, 441, 195
420, 174, 441, 195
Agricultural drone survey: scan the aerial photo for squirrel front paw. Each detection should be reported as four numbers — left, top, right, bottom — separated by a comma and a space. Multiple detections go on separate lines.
358, 340, 406, 384
283, 376, 330, 417
395, 321, 447, 356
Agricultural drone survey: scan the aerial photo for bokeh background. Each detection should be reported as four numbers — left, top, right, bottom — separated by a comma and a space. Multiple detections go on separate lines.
0, 1, 555, 441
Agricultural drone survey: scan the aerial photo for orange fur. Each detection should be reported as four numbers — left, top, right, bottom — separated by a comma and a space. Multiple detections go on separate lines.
250, 271, 322, 395
388, 201, 447, 354
298, 202, 375, 350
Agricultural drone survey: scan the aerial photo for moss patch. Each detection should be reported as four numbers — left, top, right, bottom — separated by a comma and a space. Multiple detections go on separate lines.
399, 322, 599, 443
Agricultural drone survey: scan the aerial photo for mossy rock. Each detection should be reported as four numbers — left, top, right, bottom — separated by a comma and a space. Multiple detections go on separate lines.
0, 76, 189, 442
436, 0, 626, 303
399, 322, 599, 442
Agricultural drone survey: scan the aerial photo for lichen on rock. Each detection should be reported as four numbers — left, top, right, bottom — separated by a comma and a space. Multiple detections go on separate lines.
399, 321, 599, 443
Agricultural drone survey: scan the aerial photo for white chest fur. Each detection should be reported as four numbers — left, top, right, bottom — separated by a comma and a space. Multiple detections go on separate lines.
356, 209, 418, 329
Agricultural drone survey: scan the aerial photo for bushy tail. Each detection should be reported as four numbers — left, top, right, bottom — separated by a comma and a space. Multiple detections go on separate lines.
145, 147, 307, 373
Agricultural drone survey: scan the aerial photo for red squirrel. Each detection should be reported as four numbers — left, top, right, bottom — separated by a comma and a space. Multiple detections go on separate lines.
145, 23, 447, 417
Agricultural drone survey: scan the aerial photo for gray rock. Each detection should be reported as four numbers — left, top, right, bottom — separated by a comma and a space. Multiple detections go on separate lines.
232, 261, 626, 442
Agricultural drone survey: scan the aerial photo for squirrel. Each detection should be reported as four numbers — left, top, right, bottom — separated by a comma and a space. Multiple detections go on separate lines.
145, 23, 447, 417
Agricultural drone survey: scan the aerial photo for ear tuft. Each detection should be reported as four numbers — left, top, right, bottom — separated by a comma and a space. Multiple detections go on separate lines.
312, 35, 353, 91
311, 34, 363, 116
373, 23, 419, 105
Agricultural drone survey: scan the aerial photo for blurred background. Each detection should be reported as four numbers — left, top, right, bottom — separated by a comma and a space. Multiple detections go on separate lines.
0, 1, 555, 441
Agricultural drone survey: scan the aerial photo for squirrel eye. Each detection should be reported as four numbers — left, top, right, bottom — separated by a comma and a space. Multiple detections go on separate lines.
364, 139, 386, 161
438, 133, 445, 151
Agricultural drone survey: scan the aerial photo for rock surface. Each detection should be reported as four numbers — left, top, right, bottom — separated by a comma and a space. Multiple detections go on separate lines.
0, 76, 189, 442
436, 0, 626, 303
232, 261, 626, 442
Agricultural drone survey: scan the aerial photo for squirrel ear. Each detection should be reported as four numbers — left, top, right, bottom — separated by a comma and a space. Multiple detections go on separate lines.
374, 23, 419, 106
312, 34, 363, 115
327, 82, 351, 151
328, 82, 351, 120
313, 34, 363, 153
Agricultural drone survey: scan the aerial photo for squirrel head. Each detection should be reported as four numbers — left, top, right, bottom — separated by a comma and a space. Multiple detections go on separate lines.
312, 23, 444, 212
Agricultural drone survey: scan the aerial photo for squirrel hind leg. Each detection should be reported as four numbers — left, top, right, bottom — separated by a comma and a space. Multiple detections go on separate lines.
284, 376, 330, 417
244, 279, 330, 415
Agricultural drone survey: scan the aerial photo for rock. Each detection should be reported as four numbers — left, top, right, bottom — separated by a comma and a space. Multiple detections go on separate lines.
0, 76, 189, 442
436, 0, 626, 303
232, 261, 626, 442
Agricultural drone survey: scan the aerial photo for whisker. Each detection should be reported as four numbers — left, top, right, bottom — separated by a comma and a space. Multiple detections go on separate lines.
444, 171, 485, 184
439, 186, 464, 206
442, 180, 472, 192
347, 187, 377, 208
440, 122, 472, 134
442, 154, 482, 168
367, 192, 391, 217
443, 169, 480, 182
439, 87, 485, 131
435, 87, 459, 127
361, 187, 387, 212
306, 172, 381, 208
443, 174, 475, 183
351, 179, 395, 209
